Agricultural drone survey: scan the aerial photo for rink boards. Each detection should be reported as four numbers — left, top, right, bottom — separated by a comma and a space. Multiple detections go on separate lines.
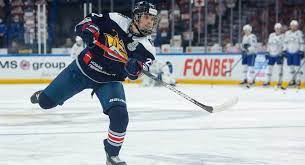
0, 53, 304, 87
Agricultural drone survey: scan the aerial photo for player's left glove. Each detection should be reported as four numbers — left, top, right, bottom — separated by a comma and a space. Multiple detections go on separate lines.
81, 24, 100, 49
243, 43, 250, 51
125, 58, 143, 80
282, 51, 288, 58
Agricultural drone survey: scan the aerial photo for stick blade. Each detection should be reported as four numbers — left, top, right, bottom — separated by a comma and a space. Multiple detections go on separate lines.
212, 96, 239, 113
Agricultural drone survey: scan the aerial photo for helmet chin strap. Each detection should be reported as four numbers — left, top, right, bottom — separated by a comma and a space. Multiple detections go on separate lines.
130, 21, 145, 37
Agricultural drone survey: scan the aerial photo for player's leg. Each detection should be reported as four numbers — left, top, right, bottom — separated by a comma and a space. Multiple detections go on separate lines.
240, 54, 248, 84
30, 61, 89, 109
276, 56, 284, 86
281, 52, 295, 88
247, 54, 256, 85
294, 52, 302, 87
94, 82, 128, 165
264, 55, 275, 86
287, 53, 296, 85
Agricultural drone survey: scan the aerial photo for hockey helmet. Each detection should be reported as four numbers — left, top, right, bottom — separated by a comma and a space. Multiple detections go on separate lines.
132, 1, 159, 36
290, 20, 298, 26
274, 23, 282, 30
243, 24, 252, 32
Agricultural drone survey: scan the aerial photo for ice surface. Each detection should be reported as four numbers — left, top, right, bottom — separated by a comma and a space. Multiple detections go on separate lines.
0, 84, 305, 165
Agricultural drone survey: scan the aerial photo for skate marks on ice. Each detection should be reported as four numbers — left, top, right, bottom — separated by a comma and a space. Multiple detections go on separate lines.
0, 108, 206, 127
138, 153, 267, 165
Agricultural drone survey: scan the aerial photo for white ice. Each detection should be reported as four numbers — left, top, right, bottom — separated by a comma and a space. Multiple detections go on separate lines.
0, 84, 305, 165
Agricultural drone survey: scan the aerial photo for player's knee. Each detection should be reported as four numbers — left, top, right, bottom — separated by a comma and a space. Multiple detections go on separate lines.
38, 92, 57, 109
108, 106, 129, 130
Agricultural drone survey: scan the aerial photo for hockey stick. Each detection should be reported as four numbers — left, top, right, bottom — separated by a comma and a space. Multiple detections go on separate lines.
93, 40, 238, 113
225, 52, 246, 75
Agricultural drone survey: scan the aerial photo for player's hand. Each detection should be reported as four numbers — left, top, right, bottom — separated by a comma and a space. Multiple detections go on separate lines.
265, 52, 270, 59
82, 24, 100, 49
282, 51, 287, 58
243, 44, 250, 50
82, 30, 94, 48
299, 51, 304, 59
125, 58, 143, 80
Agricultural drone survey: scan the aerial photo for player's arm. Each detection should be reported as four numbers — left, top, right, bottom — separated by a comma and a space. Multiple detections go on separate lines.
247, 35, 257, 53
282, 31, 289, 52
124, 40, 155, 80
74, 13, 105, 48
266, 34, 272, 53
298, 31, 304, 52
240, 37, 246, 51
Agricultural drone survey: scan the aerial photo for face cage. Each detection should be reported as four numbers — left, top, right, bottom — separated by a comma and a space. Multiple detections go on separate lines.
134, 12, 159, 36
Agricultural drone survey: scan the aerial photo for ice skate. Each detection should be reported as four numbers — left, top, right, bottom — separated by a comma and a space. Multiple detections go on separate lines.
288, 80, 296, 86
239, 79, 247, 85
106, 152, 127, 165
30, 90, 42, 104
296, 81, 301, 89
263, 82, 270, 87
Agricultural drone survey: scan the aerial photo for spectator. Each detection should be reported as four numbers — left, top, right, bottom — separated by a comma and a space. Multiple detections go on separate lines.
207, 12, 216, 25
0, 17, 6, 48
23, 0, 35, 45
63, 37, 73, 48
0, 0, 5, 19
9, 40, 19, 53
8, 15, 24, 46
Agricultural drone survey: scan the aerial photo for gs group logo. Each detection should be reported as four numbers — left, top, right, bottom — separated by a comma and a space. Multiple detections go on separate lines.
20, 60, 31, 70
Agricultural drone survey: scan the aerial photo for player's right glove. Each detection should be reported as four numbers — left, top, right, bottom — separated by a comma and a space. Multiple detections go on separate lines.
124, 58, 143, 80
81, 24, 100, 49
299, 51, 304, 59
282, 51, 288, 58
243, 43, 250, 51
265, 52, 270, 59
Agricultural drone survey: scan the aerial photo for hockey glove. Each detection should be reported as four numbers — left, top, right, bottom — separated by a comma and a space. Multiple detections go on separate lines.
81, 24, 100, 49
300, 51, 305, 59
125, 58, 143, 80
243, 43, 250, 51
282, 51, 288, 58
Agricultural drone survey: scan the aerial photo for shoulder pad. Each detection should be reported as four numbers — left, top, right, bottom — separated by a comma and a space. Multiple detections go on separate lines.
134, 36, 156, 56
109, 12, 132, 33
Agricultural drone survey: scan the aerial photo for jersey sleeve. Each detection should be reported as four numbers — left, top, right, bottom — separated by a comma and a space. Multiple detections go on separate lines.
132, 38, 156, 71
267, 34, 272, 52
298, 31, 304, 51
247, 34, 257, 53
283, 31, 289, 51
240, 36, 246, 51
74, 13, 108, 36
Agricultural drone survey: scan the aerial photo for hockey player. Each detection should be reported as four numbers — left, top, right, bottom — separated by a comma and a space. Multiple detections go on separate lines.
240, 24, 257, 86
281, 20, 304, 89
141, 60, 175, 87
264, 23, 284, 86
70, 36, 84, 59
160, 61, 176, 85
30, 1, 159, 165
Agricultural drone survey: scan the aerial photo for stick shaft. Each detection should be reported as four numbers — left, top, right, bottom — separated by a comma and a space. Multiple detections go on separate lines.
94, 40, 214, 112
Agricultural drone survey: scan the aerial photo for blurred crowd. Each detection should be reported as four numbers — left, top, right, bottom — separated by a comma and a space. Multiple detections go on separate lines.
1, 0, 305, 53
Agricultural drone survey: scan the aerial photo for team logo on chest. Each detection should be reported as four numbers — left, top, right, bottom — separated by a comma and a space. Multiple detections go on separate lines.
104, 30, 128, 62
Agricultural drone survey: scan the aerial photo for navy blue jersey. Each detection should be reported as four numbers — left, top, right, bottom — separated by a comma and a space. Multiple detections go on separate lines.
75, 13, 155, 83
